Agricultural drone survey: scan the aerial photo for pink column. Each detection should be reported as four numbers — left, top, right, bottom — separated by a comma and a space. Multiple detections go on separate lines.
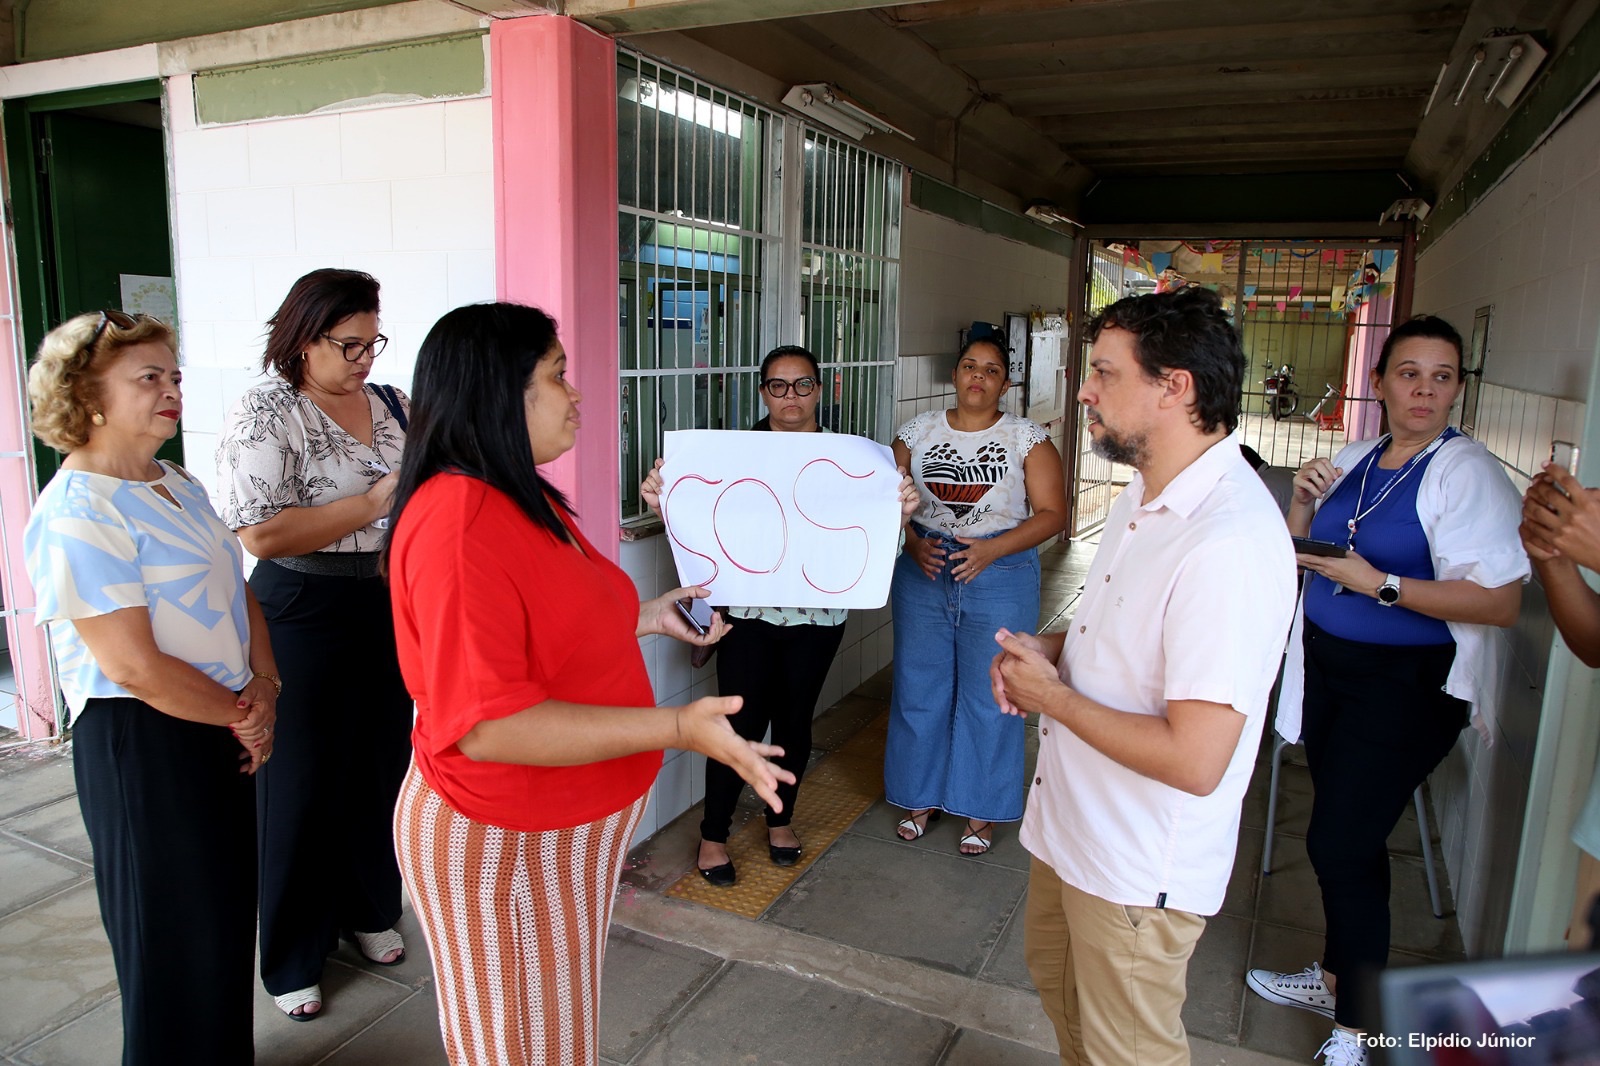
492, 15, 622, 558
0, 137, 58, 737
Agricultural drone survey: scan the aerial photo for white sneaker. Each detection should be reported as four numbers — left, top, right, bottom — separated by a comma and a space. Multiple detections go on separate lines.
1316, 1028, 1366, 1066
1245, 961, 1337, 1018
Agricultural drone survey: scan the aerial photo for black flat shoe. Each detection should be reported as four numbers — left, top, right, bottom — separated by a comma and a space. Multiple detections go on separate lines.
697, 861, 736, 887
768, 842, 802, 867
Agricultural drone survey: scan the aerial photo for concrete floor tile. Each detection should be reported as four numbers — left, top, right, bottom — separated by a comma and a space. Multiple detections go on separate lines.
850, 799, 1030, 873
253, 963, 417, 1066
630, 961, 952, 1066
942, 1028, 1058, 1065
1246, 759, 1313, 837
0, 882, 117, 1055
1182, 913, 1253, 1046
811, 694, 890, 752
979, 903, 1034, 992
1240, 923, 1338, 1060
0, 747, 75, 823
765, 834, 1027, 975
1254, 833, 1325, 935
1, 796, 91, 864
1223, 827, 1265, 921
1387, 856, 1463, 959
599, 928, 723, 1063
0, 836, 89, 920
11, 998, 120, 1066
319, 990, 446, 1065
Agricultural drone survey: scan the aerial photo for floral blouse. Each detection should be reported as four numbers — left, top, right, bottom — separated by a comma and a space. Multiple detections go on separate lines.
217, 380, 407, 553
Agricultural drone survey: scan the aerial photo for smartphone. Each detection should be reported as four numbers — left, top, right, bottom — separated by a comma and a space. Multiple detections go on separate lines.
1551, 440, 1581, 474
675, 597, 713, 636
1291, 536, 1348, 558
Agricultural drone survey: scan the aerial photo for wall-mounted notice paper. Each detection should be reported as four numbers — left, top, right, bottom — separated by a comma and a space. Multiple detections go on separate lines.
659, 430, 902, 609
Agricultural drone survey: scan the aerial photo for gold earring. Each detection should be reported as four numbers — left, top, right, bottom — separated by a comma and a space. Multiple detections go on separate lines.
90, 411, 106, 426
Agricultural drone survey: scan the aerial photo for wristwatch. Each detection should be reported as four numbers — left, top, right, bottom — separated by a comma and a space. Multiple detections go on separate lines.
1376, 574, 1402, 607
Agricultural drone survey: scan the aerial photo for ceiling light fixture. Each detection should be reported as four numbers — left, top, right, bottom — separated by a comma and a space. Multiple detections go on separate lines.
1024, 202, 1081, 228
782, 83, 913, 142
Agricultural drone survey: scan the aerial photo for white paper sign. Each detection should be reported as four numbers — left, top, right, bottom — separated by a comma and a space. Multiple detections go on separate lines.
660, 430, 900, 609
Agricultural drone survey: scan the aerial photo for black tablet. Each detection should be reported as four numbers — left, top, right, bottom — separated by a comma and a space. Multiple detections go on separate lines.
1291, 536, 1347, 558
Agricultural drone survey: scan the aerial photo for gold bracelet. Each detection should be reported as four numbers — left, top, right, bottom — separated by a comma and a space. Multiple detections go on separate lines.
255, 672, 283, 695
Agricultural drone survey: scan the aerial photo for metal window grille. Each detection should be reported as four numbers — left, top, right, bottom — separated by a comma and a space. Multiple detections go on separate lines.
799, 128, 901, 441
1070, 240, 1400, 536
617, 52, 902, 522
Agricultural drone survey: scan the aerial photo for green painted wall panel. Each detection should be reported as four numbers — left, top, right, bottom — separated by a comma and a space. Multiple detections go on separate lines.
193, 33, 484, 125
909, 173, 1074, 257
19, 0, 400, 62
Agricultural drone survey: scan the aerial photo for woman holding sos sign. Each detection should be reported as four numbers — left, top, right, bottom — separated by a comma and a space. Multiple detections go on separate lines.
887, 332, 1067, 856
642, 344, 919, 887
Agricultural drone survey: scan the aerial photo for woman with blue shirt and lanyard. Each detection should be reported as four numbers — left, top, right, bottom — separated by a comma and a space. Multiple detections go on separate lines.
24, 311, 278, 1064
1246, 316, 1528, 1066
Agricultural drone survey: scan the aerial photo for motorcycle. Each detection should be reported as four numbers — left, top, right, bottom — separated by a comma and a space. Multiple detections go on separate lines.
1263, 364, 1299, 421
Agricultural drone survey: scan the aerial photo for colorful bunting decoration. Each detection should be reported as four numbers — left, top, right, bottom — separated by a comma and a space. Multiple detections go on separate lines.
1275, 300, 1287, 312
1261, 252, 1279, 267
1244, 284, 1257, 297
1151, 252, 1172, 274
1288, 285, 1302, 300
1321, 250, 1336, 264
1200, 252, 1223, 273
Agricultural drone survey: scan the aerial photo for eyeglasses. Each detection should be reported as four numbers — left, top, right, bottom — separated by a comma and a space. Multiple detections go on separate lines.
83, 309, 154, 354
320, 333, 389, 362
762, 376, 817, 397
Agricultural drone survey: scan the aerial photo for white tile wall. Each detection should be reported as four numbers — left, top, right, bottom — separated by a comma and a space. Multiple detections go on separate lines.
166, 78, 495, 483
1414, 87, 1600, 955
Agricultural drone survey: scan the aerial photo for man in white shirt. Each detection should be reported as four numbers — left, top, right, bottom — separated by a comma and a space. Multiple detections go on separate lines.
992, 287, 1297, 1065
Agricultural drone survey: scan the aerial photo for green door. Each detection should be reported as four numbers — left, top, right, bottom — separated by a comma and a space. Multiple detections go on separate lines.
27, 106, 179, 483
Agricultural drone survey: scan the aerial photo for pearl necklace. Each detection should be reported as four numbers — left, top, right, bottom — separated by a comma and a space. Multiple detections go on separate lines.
1346, 430, 1449, 549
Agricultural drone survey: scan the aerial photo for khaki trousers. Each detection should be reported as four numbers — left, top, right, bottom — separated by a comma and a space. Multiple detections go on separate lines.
1024, 857, 1206, 1066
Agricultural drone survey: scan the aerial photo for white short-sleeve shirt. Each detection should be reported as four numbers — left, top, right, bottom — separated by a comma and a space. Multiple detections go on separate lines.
23, 462, 253, 713
216, 380, 407, 552
1019, 438, 1298, 916
897, 410, 1049, 538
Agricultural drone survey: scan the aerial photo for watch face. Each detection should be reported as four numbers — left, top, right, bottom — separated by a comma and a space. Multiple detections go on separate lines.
1379, 581, 1401, 605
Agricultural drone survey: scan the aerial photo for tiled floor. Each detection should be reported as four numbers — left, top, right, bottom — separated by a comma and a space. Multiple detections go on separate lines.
0, 537, 1464, 1065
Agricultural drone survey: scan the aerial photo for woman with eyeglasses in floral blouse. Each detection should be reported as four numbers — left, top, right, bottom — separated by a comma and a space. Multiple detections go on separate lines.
217, 269, 412, 1022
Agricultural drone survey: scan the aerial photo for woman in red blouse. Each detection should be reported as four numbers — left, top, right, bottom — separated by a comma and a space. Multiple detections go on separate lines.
386, 303, 793, 1066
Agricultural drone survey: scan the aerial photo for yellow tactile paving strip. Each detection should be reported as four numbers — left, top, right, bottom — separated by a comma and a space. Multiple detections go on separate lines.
664, 711, 889, 918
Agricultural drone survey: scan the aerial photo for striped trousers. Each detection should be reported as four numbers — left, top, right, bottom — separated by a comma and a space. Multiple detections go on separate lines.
394, 764, 646, 1066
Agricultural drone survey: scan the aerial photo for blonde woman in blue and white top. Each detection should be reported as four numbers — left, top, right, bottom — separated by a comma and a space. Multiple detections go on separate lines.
888, 333, 1066, 856
23, 311, 279, 1066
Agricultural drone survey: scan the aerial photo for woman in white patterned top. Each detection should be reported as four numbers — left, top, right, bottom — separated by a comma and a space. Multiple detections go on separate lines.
887, 333, 1066, 856
24, 310, 279, 1065
217, 269, 411, 1022
642, 345, 918, 886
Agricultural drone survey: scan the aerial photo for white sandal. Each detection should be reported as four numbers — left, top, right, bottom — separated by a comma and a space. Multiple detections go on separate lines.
959, 820, 994, 856
350, 927, 405, 966
273, 984, 322, 1021
895, 808, 939, 840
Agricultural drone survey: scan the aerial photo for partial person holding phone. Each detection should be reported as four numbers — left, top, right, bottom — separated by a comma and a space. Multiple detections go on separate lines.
1249, 315, 1528, 1066
386, 303, 791, 1065
641, 343, 919, 886
1520, 441, 1600, 952
216, 269, 412, 1021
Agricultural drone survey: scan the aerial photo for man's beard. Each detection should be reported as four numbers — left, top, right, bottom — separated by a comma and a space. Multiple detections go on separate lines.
1091, 424, 1148, 467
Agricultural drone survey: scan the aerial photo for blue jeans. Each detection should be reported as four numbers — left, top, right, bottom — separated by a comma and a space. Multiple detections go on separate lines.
885, 527, 1039, 823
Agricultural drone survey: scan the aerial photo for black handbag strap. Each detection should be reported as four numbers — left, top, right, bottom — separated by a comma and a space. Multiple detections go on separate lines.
369, 383, 407, 432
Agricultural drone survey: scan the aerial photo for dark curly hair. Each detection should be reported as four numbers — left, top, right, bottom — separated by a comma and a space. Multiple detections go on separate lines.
1086, 286, 1245, 434
1376, 314, 1463, 375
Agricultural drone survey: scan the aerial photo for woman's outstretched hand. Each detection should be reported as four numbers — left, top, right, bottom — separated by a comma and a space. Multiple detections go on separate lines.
641, 586, 729, 645
675, 696, 795, 812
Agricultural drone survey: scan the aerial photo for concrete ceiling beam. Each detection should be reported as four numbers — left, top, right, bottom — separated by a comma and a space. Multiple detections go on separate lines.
1076, 136, 1415, 164
564, 0, 921, 35
1012, 84, 1433, 118
1034, 99, 1425, 137
1068, 127, 1420, 154
981, 53, 1444, 95
935, 9, 1465, 65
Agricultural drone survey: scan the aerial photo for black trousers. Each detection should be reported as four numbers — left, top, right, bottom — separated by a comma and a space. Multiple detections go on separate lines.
250, 561, 414, 995
74, 697, 256, 1065
700, 617, 846, 843
1301, 620, 1468, 1030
